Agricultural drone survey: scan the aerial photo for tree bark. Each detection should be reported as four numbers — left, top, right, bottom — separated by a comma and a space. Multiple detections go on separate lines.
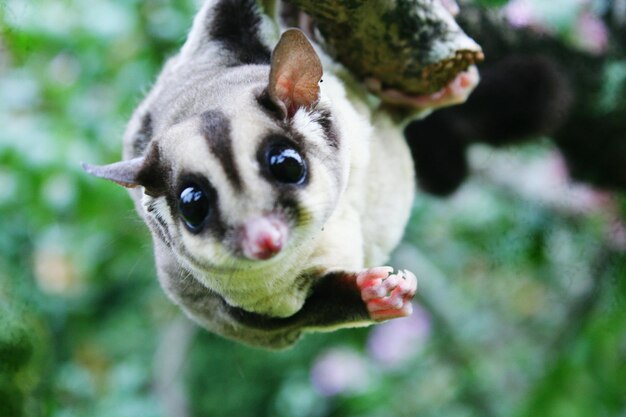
282, 0, 484, 95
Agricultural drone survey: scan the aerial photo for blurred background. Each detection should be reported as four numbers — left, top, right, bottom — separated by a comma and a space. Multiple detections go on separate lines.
0, 0, 624, 416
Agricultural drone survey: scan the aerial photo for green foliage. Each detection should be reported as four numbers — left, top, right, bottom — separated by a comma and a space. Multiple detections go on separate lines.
474, 0, 509, 7
0, 308, 33, 375
1, 1, 625, 417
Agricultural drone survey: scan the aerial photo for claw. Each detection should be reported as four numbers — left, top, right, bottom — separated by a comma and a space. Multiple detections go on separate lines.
356, 267, 418, 322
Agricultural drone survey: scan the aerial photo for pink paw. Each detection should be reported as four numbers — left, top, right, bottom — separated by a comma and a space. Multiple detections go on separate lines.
356, 266, 418, 322
366, 65, 480, 113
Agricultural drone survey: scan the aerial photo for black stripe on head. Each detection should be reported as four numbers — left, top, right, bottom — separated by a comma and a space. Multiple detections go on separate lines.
132, 113, 154, 157
315, 110, 339, 149
200, 110, 243, 192
257, 89, 287, 121
209, 0, 271, 65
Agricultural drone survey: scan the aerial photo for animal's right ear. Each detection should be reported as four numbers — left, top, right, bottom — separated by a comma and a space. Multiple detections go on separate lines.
82, 158, 145, 188
268, 29, 323, 118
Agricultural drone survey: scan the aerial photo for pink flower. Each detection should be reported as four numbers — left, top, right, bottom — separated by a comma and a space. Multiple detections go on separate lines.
504, 0, 537, 28
574, 11, 609, 54
310, 348, 369, 397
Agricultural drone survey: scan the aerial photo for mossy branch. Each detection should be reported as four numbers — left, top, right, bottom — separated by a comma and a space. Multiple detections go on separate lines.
283, 0, 484, 94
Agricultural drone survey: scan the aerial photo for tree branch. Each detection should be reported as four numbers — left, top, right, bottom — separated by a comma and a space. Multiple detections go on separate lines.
282, 0, 484, 95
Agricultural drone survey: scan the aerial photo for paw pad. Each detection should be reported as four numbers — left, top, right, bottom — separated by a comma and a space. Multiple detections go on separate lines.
356, 266, 418, 321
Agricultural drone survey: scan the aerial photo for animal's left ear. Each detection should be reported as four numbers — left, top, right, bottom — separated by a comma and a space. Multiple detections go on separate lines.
268, 29, 323, 118
82, 158, 145, 188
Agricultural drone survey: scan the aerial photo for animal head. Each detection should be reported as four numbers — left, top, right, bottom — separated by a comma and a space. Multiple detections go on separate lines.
84, 29, 349, 275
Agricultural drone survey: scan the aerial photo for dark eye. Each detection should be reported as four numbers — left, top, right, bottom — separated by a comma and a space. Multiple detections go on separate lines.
179, 184, 210, 232
268, 146, 307, 184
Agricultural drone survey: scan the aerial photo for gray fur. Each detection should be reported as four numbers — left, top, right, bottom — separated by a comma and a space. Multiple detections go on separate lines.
88, 0, 416, 348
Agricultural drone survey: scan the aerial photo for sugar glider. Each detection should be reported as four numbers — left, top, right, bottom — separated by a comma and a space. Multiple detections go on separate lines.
84, 0, 423, 348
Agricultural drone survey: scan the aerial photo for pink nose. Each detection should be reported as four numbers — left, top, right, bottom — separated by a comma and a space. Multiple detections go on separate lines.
240, 216, 288, 260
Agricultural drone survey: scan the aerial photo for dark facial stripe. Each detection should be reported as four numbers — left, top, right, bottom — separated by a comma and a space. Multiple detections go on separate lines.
132, 113, 154, 157
315, 110, 340, 149
209, 0, 271, 65
200, 110, 243, 192
257, 89, 287, 121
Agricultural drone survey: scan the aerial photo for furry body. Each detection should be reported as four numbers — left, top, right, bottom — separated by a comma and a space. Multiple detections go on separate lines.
87, 0, 416, 348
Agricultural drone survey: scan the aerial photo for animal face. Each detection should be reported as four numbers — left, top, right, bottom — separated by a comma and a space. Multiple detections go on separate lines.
84, 30, 349, 275
142, 76, 345, 274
